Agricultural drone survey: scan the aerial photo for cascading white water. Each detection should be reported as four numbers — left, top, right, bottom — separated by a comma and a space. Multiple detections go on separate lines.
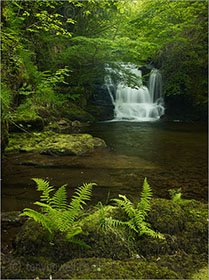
105, 65, 165, 121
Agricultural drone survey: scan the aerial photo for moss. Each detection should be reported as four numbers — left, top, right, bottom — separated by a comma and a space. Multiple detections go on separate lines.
177, 199, 208, 254
14, 198, 208, 278
5, 132, 106, 155
190, 266, 209, 279
58, 102, 95, 122
148, 198, 185, 235
54, 257, 180, 279
1, 119, 9, 151
1, 254, 58, 279
9, 110, 44, 132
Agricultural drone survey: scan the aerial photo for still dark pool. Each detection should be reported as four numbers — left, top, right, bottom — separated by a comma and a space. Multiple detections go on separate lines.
2, 121, 208, 212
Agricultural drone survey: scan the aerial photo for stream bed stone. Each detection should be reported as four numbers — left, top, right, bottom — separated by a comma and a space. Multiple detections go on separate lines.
5, 132, 107, 156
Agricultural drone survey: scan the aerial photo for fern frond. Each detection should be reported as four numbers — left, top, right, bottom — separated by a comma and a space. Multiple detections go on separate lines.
65, 226, 82, 239
124, 220, 138, 233
137, 177, 152, 216
134, 210, 144, 229
55, 210, 76, 231
68, 237, 91, 248
69, 183, 94, 211
104, 216, 125, 229
32, 178, 54, 204
19, 208, 53, 233
34, 201, 52, 213
20, 179, 95, 247
32, 178, 50, 191
112, 195, 135, 218
138, 222, 164, 239
50, 185, 68, 210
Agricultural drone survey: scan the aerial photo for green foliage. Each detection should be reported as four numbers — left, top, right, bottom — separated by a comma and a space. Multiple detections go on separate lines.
169, 188, 182, 203
1, 0, 207, 121
20, 178, 96, 247
1, 83, 13, 117
127, 0, 208, 104
100, 178, 164, 239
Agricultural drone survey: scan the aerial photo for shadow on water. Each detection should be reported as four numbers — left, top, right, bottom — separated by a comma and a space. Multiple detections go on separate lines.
2, 121, 208, 212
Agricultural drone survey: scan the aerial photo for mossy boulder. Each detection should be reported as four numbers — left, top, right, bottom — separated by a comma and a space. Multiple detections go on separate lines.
148, 198, 185, 235
44, 120, 85, 134
54, 257, 180, 279
5, 132, 106, 155
58, 102, 95, 122
1, 253, 57, 279
9, 112, 44, 132
15, 206, 132, 263
12, 198, 208, 279
177, 199, 208, 254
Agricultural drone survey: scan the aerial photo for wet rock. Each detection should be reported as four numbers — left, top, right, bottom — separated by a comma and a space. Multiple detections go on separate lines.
1, 211, 27, 228
5, 132, 107, 156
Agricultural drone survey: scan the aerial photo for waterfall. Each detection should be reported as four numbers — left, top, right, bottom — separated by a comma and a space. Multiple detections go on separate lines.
105, 65, 165, 121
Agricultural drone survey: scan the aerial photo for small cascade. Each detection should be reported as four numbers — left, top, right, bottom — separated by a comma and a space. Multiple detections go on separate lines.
105, 64, 165, 121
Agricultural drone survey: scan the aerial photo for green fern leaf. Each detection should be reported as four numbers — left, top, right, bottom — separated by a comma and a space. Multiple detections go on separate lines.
68, 237, 91, 249
65, 226, 82, 239
50, 185, 68, 210
124, 220, 138, 233
19, 208, 53, 233
69, 183, 94, 211
32, 178, 54, 204
137, 177, 152, 216
104, 216, 125, 229
112, 195, 135, 218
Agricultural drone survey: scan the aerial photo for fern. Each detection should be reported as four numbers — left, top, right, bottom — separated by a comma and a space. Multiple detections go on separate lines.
100, 178, 164, 240
112, 195, 135, 219
137, 177, 152, 216
50, 185, 68, 210
32, 178, 54, 204
19, 208, 53, 233
20, 178, 95, 247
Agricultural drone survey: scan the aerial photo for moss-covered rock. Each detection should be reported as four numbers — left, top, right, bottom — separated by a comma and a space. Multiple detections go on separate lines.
190, 266, 208, 280
5, 132, 106, 155
15, 208, 132, 263
177, 199, 208, 254
9, 111, 44, 132
148, 198, 185, 235
44, 120, 87, 134
58, 102, 95, 122
1, 118, 9, 151
1, 253, 57, 279
13, 198, 208, 279
54, 257, 180, 279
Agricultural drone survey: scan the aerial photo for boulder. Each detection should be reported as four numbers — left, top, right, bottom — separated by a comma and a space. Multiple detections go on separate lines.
5, 132, 107, 156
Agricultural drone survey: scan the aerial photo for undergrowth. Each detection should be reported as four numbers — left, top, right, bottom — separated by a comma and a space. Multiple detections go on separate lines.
20, 178, 96, 247
99, 178, 164, 239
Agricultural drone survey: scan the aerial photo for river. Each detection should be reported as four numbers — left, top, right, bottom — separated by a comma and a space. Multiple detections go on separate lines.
2, 120, 207, 212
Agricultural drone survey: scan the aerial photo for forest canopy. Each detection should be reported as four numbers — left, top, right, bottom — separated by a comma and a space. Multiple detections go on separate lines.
1, 0, 208, 121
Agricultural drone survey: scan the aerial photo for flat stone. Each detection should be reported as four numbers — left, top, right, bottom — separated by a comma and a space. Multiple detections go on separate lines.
5, 132, 107, 156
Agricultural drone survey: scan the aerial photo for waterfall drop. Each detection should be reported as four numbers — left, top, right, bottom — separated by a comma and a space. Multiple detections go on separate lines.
105, 65, 165, 121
